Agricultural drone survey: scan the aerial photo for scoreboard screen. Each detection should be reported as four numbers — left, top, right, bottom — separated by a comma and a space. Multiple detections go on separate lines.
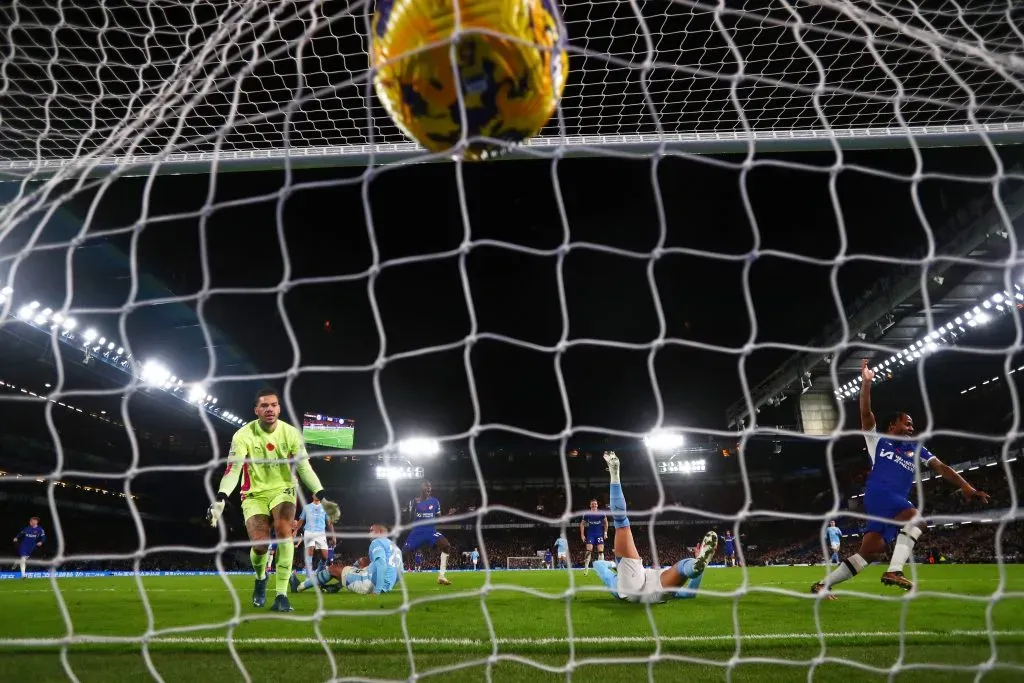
302, 413, 355, 450
657, 459, 706, 475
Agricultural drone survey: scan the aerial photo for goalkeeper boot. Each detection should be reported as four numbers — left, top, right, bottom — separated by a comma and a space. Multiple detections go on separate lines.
269, 594, 294, 612
881, 571, 913, 591
252, 576, 268, 608
694, 531, 718, 574
811, 582, 838, 601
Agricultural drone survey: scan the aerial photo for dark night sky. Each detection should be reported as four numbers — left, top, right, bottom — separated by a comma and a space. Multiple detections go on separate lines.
1, 143, 1019, 451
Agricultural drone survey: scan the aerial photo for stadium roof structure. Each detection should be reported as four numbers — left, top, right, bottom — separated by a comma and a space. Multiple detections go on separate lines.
727, 178, 1024, 429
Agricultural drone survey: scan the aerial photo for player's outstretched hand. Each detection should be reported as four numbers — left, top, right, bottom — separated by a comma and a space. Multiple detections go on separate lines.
861, 358, 874, 383
206, 500, 226, 527
961, 486, 991, 504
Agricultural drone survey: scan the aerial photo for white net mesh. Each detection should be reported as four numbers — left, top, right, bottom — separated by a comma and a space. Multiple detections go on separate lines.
0, 0, 1022, 681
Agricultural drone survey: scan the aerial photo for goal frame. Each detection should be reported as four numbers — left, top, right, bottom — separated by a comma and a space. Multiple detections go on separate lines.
506, 556, 549, 571
4, 122, 1023, 183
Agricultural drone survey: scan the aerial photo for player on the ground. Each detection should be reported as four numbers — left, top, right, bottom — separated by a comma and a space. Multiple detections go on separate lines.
12, 517, 45, 578
580, 498, 608, 576
291, 524, 403, 595
826, 521, 842, 565
722, 530, 736, 567
812, 360, 990, 597
401, 481, 453, 585
555, 535, 569, 569
592, 451, 718, 603
294, 494, 336, 576
206, 387, 340, 612
470, 547, 480, 570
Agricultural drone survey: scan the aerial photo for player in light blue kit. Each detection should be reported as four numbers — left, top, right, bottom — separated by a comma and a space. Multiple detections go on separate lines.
401, 481, 453, 585
470, 547, 480, 570
295, 495, 335, 577
12, 517, 46, 578
291, 524, 403, 595
826, 521, 843, 565
813, 360, 990, 598
579, 499, 608, 576
555, 535, 570, 568
592, 451, 718, 603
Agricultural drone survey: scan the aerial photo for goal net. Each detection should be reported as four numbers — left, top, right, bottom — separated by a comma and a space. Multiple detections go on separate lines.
1, 0, 1022, 681
507, 556, 549, 571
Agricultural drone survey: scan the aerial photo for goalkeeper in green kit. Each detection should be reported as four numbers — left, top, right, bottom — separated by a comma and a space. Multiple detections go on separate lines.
206, 388, 340, 612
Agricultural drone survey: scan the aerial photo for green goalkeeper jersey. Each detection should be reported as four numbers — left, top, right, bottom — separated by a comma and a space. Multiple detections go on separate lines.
217, 420, 323, 498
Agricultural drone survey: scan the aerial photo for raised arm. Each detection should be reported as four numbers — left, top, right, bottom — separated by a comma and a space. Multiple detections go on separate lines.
859, 359, 876, 432
926, 455, 991, 503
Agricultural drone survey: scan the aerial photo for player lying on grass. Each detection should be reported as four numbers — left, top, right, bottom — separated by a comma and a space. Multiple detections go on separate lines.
206, 387, 340, 612
595, 451, 718, 603
812, 360, 990, 598
291, 524, 403, 595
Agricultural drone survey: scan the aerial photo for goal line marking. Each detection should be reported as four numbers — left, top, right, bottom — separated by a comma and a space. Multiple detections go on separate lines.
2, 630, 1021, 648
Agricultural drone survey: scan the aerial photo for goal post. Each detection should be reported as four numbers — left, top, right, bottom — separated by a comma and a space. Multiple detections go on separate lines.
3, 0, 1024, 181
507, 556, 549, 571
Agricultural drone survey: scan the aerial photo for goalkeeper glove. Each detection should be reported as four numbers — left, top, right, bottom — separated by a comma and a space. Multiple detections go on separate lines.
206, 493, 229, 527
315, 491, 341, 523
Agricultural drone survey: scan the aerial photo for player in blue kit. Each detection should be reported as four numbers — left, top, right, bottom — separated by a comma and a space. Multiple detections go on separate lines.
291, 524, 402, 595
580, 499, 608, 576
722, 530, 736, 567
592, 451, 719, 603
12, 517, 46, 578
826, 521, 843, 565
813, 360, 990, 598
413, 551, 424, 571
555, 535, 570, 568
401, 481, 453, 585
470, 547, 480, 570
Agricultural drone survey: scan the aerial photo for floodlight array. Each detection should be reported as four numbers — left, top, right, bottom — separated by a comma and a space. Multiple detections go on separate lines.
643, 429, 685, 453
397, 437, 441, 458
1, 289, 245, 426
834, 288, 1022, 401
0, 469, 139, 499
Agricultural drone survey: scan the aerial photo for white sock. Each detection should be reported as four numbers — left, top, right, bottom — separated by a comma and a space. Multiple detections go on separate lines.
439, 552, 448, 577
598, 552, 605, 562
19, 557, 26, 577
305, 556, 315, 581
888, 524, 923, 573
584, 551, 592, 569
823, 553, 868, 589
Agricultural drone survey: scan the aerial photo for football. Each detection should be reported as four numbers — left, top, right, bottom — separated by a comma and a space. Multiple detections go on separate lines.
371, 0, 569, 160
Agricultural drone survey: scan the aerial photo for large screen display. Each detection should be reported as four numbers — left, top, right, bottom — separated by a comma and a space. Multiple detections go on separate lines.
302, 413, 355, 450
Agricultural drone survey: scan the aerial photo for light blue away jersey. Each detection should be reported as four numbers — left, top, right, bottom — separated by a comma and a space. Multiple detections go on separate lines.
826, 526, 842, 545
555, 537, 569, 554
864, 433, 934, 497
368, 536, 403, 594
300, 503, 328, 533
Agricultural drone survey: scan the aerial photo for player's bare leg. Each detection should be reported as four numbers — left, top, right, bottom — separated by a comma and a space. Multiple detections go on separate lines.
583, 542, 594, 576
269, 501, 297, 612
436, 536, 453, 585
245, 514, 273, 608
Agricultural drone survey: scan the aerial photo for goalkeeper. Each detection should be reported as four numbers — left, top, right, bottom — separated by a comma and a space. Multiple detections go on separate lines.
206, 388, 340, 612
594, 451, 718, 603
290, 524, 403, 595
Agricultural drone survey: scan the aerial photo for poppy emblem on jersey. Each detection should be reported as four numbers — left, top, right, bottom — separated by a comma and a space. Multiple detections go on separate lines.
266, 443, 275, 452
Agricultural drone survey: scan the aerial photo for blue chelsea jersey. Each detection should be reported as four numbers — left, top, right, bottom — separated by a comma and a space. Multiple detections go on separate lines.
864, 433, 933, 497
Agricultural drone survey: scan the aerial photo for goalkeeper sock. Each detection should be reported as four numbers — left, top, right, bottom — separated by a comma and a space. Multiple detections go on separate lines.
888, 524, 923, 573
275, 538, 294, 596
609, 483, 630, 528
251, 549, 269, 581
439, 552, 448, 578
823, 553, 868, 588
584, 551, 592, 570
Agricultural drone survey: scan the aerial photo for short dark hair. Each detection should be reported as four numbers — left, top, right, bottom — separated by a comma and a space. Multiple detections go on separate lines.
254, 387, 279, 407
29, 516, 39, 522
882, 411, 905, 431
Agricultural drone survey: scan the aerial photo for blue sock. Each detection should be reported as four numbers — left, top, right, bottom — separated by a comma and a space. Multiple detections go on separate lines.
609, 483, 629, 528
315, 566, 332, 585
676, 557, 699, 579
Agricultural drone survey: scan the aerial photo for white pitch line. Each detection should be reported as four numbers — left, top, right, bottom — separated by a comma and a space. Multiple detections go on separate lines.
2, 630, 1022, 648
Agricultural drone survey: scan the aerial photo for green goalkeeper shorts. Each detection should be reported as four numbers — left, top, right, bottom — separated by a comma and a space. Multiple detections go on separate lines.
241, 487, 296, 521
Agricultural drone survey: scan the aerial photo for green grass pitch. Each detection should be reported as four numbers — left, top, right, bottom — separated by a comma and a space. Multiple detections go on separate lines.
302, 426, 354, 450
1, 565, 1022, 682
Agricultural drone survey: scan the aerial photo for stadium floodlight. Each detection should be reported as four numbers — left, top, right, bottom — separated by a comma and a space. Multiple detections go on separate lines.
643, 429, 684, 453
0, 287, 11, 296
397, 437, 441, 458
17, 302, 38, 320
188, 385, 206, 403
141, 360, 172, 386
83, 328, 98, 342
